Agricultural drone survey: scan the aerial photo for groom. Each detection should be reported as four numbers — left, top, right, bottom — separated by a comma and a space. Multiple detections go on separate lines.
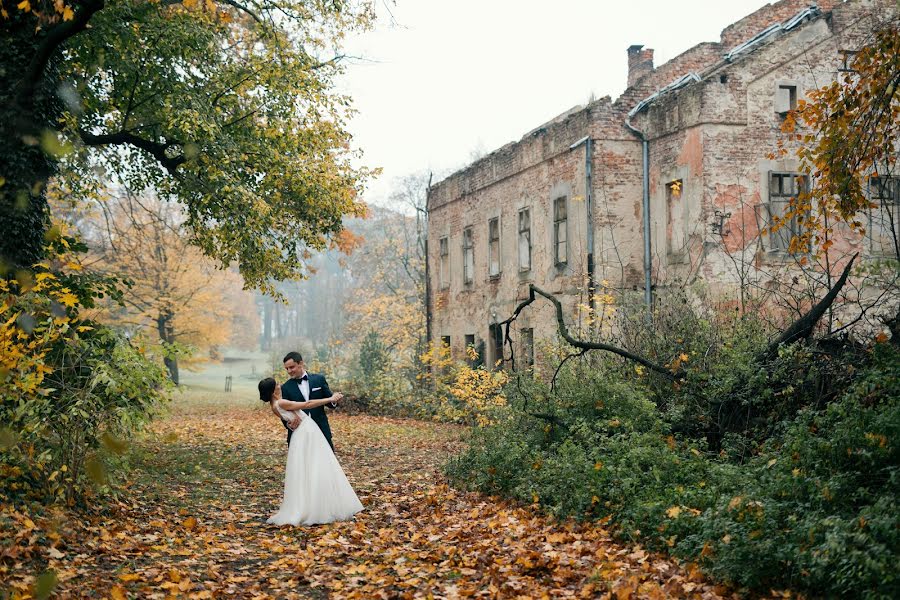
281, 351, 337, 451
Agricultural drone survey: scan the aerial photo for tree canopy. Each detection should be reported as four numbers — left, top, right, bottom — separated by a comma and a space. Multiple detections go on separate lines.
2, 0, 376, 290
777, 20, 899, 258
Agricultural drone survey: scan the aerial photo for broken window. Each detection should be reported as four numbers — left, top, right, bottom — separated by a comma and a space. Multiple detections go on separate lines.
464, 333, 477, 367
488, 217, 501, 278
518, 208, 531, 272
440, 335, 451, 356
553, 196, 567, 266
839, 50, 858, 73
462, 227, 474, 285
762, 172, 808, 253
666, 179, 686, 261
521, 328, 534, 369
489, 323, 504, 370
868, 176, 899, 257
438, 236, 449, 289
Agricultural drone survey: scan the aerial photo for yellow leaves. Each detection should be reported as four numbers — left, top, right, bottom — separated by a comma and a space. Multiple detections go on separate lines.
4, 404, 721, 599
110, 585, 127, 600
55, 291, 79, 308
17, 0, 31, 12
864, 432, 888, 448
665, 506, 682, 519
594, 461, 603, 471
668, 179, 682, 198
62, 5, 74, 20
182, 516, 198, 530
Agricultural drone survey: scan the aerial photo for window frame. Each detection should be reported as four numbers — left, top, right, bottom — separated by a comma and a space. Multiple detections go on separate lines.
761, 171, 809, 255
518, 207, 532, 272
553, 196, 568, 266
462, 226, 474, 285
488, 216, 501, 278
775, 83, 798, 114
665, 179, 686, 262
488, 323, 504, 370
438, 236, 450, 290
867, 175, 900, 257
464, 333, 476, 367
521, 327, 534, 369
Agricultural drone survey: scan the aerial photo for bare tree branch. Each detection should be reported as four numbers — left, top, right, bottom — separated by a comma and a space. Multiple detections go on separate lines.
501, 284, 680, 380
79, 130, 186, 175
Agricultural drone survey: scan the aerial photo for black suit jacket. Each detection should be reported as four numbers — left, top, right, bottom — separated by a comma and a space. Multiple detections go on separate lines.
281, 373, 334, 448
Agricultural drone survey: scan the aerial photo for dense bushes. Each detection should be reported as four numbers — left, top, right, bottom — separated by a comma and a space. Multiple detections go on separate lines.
345, 339, 508, 425
447, 331, 899, 598
1, 238, 170, 504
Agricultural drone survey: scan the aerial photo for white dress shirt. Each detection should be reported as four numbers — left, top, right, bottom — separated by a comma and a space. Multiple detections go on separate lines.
298, 372, 310, 402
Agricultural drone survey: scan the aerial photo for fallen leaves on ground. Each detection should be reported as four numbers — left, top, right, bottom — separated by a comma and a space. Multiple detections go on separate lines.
1, 404, 738, 598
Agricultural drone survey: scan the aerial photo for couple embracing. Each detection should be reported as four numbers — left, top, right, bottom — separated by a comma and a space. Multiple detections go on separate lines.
258, 351, 363, 526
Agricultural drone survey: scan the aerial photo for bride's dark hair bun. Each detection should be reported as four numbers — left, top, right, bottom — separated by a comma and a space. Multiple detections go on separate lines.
258, 377, 276, 402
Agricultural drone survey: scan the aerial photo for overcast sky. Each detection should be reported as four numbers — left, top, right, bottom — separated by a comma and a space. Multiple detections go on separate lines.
338, 0, 774, 206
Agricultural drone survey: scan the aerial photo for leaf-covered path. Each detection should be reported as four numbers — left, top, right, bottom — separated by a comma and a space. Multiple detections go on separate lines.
2, 403, 735, 599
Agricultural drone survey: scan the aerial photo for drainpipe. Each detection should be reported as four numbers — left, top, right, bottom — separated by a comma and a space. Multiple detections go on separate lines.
624, 118, 653, 311
569, 135, 595, 314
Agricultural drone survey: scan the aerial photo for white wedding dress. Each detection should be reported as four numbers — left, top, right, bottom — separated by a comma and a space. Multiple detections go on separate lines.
267, 404, 363, 526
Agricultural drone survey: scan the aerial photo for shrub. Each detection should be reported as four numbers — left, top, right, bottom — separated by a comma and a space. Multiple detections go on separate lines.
447, 339, 900, 598
0, 237, 170, 504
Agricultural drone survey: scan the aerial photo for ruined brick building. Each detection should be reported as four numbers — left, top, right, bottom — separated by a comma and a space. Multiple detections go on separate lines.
425, 0, 897, 369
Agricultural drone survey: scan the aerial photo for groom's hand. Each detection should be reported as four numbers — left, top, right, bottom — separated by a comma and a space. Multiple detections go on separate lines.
289, 415, 301, 430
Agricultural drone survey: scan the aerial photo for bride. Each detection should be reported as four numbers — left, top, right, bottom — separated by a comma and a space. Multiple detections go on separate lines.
258, 377, 363, 525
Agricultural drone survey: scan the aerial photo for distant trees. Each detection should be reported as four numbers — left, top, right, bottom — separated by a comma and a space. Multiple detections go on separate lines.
70, 191, 258, 383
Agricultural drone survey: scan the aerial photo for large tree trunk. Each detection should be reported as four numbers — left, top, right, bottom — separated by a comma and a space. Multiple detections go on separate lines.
1, 15, 60, 273
1, 4, 105, 274
157, 312, 179, 385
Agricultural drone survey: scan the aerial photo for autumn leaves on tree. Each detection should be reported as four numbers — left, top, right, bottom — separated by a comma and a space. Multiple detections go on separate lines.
2, 0, 375, 289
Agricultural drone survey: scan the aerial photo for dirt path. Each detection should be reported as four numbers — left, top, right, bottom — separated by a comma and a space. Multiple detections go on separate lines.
1, 405, 733, 599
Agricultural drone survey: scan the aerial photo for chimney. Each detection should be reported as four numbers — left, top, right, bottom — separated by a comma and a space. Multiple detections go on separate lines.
627, 44, 654, 87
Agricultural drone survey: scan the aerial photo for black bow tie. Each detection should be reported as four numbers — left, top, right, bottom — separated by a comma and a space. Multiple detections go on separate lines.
296, 375, 308, 381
